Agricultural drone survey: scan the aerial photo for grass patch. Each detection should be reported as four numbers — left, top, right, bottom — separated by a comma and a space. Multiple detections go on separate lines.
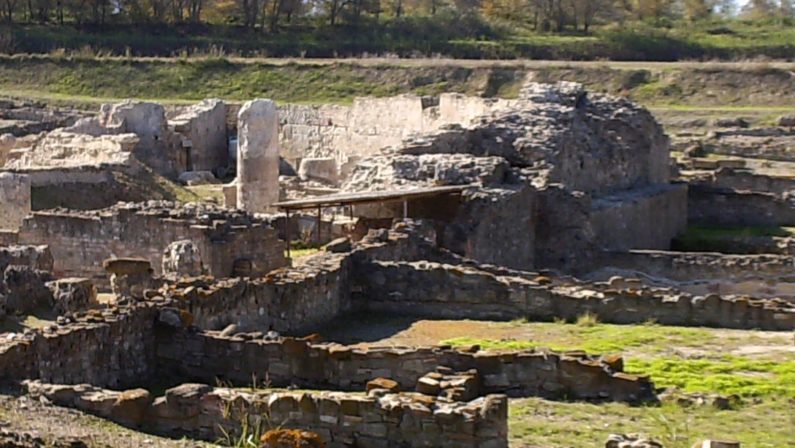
509, 397, 794, 448
0, 55, 506, 104
288, 248, 322, 259
625, 357, 795, 399
443, 321, 795, 399
1, 56, 795, 108
442, 321, 715, 355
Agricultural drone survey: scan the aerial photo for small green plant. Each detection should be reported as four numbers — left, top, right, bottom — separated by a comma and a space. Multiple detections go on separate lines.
575, 312, 599, 327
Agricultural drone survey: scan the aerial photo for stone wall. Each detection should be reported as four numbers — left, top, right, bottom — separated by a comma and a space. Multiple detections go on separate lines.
170, 252, 352, 333
0, 245, 53, 271
355, 260, 795, 331
0, 172, 31, 231
689, 186, 795, 227
440, 187, 536, 270
171, 99, 228, 172
156, 332, 653, 402
590, 184, 688, 251
0, 301, 160, 388
596, 250, 795, 282
26, 381, 510, 448
17, 202, 286, 284
691, 167, 795, 196
278, 93, 515, 168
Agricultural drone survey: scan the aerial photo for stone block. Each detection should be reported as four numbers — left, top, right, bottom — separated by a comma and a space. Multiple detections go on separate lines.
110, 388, 152, 427
48, 278, 97, 314
366, 377, 400, 393
299, 157, 339, 185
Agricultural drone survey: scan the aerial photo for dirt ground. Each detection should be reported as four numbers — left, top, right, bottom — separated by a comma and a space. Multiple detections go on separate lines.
0, 394, 214, 447
318, 313, 794, 360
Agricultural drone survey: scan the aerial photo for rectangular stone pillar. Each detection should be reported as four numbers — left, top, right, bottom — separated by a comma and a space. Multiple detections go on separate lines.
236, 99, 280, 214
0, 172, 31, 231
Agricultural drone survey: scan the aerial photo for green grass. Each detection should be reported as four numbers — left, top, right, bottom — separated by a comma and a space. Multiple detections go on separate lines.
288, 248, 322, 259
442, 321, 716, 355
442, 320, 795, 399
0, 56, 518, 104
0, 55, 795, 107
509, 398, 794, 448
625, 357, 795, 398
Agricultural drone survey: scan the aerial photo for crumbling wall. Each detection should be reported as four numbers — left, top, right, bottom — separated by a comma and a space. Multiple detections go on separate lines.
171, 99, 228, 172
172, 252, 352, 333
596, 250, 795, 282
17, 202, 286, 283
689, 186, 795, 227
590, 184, 688, 251
98, 101, 184, 177
437, 93, 514, 126
0, 245, 53, 271
26, 382, 510, 448
340, 83, 684, 272
156, 333, 653, 402
278, 93, 516, 167
0, 302, 159, 388
692, 167, 795, 196
4, 130, 138, 170
440, 187, 536, 270
0, 172, 31, 231
355, 260, 795, 331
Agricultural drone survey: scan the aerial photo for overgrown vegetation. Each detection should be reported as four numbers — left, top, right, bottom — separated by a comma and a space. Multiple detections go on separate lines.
0, 18, 794, 60
1, 56, 795, 107
625, 357, 795, 398
0, 56, 524, 104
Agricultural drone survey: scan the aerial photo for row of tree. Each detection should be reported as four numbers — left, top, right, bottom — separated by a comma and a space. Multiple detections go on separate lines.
0, 0, 792, 30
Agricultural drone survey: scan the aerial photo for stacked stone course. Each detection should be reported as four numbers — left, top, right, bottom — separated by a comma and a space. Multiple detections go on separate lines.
355, 260, 794, 331
25, 381, 510, 448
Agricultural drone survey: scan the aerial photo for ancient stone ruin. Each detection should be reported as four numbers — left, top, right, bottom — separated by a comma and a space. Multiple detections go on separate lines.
0, 81, 790, 447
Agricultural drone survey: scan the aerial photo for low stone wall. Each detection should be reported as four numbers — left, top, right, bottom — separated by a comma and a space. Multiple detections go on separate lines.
156, 331, 654, 402
0, 301, 161, 388
355, 260, 795, 331
590, 184, 688, 251
9, 164, 118, 187
170, 252, 352, 333
689, 186, 795, 227
17, 202, 286, 284
693, 167, 795, 196
25, 381, 510, 448
0, 245, 53, 271
596, 250, 795, 282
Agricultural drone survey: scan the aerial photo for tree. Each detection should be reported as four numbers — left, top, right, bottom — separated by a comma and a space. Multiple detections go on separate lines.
713, 0, 735, 17
325, 0, 351, 24
781, 0, 794, 17
1, 0, 17, 21
683, 0, 713, 21
574, 0, 604, 32
741, 0, 775, 19
629, 0, 674, 21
